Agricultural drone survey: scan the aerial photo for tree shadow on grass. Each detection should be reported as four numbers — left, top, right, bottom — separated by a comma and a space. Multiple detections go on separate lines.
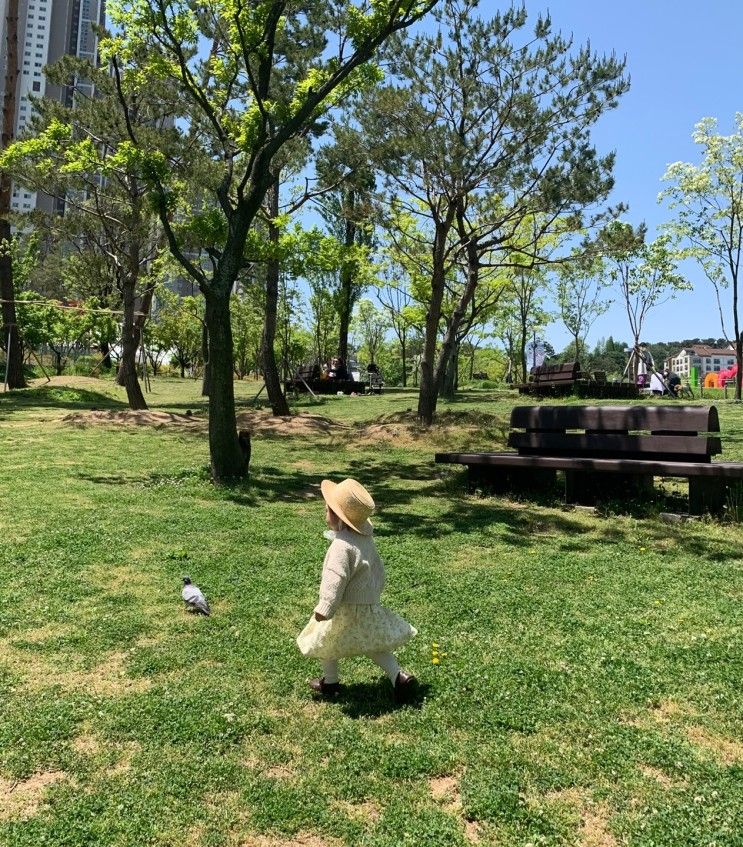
0, 385, 127, 412
74, 450, 743, 563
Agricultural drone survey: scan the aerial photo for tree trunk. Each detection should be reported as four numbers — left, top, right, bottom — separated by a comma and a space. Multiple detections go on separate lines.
417, 216, 455, 424
204, 288, 246, 481
100, 340, 112, 371
338, 197, 356, 362
201, 322, 211, 395
734, 275, 741, 401
262, 174, 290, 416
441, 342, 459, 399
116, 278, 148, 409
519, 332, 528, 383
400, 332, 407, 387
0, 0, 25, 390
0, 219, 25, 389
431, 231, 479, 402
417, 287, 442, 423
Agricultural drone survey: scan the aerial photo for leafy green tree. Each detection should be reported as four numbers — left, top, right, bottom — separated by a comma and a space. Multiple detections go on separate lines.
277, 274, 310, 381
598, 221, 688, 380
660, 115, 743, 399
15, 295, 104, 375
554, 252, 610, 365
99, 0, 437, 481
376, 273, 422, 387
363, 0, 627, 422
316, 124, 377, 362
150, 289, 204, 378
231, 289, 263, 381
308, 279, 339, 367
352, 299, 388, 365
1, 56, 171, 408
588, 336, 628, 379
504, 268, 551, 381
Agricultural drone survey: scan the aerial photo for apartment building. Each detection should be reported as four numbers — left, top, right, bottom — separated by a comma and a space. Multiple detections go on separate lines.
665, 345, 736, 378
0, 0, 105, 213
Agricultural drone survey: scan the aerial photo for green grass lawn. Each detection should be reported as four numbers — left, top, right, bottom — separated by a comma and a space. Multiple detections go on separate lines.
0, 377, 741, 847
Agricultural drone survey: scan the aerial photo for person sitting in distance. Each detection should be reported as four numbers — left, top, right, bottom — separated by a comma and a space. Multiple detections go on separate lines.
664, 369, 681, 396
328, 357, 349, 380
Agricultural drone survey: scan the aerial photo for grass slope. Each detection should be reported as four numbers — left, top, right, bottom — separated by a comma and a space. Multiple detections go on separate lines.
0, 377, 741, 847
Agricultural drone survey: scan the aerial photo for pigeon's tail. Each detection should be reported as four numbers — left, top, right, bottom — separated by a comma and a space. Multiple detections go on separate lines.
193, 598, 210, 616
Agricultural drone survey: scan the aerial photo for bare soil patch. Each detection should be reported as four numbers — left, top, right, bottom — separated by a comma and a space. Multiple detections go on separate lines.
353, 409, 506, 448
238, 834, 343, 847
31, 376, 114, 391
0, 640, 150, 696
331, 799, 381, 824
581, 802, 618, 847
71, 732, 102, 756
428, 772, 481, 844
59, 405, 506, 449
0, 770, 68, 821
63, 409, 202, 429
638, 764, 677, 788
542, 789, 617, 847
684, 725, 743, 765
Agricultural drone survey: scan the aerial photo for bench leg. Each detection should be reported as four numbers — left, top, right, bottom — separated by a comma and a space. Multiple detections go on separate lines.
565, 471, 654, 506
688, 477, 727, 515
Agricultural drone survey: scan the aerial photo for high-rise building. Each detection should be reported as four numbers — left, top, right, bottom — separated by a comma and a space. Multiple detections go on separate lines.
0, 0, 105, 213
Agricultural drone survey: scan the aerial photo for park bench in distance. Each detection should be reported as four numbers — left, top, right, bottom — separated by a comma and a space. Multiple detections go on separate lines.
518, 362, 581, 396
435, 404, 743, 515
517, 363, 638, 400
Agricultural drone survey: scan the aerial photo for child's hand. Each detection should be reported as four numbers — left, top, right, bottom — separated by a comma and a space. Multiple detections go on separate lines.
314, 612, 328, 621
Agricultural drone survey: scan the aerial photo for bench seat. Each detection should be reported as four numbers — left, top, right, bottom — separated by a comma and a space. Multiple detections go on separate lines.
436, 451, 743, 478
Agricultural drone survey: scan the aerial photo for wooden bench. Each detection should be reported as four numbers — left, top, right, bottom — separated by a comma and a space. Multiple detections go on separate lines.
435, 404, 743, 515
518, 362, 581, 396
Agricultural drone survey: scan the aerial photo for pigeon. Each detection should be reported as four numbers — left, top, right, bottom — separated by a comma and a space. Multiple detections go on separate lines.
181, 576, 210, 616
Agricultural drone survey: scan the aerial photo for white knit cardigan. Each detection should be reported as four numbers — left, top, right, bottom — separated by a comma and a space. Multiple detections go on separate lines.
314, 528, 385, 618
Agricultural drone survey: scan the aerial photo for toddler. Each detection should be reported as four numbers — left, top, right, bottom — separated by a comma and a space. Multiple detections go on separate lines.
296, 478, 417, 701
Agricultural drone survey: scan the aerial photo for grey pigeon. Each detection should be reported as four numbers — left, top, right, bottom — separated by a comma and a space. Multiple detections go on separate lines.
181, 576, 210, 615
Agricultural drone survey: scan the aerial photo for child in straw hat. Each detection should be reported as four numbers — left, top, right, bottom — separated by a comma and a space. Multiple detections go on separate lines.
296, 478, 417, 701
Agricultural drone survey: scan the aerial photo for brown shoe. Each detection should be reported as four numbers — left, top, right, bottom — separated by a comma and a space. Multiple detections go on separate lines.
394, 671, 417, 703
308, 677, 342, 698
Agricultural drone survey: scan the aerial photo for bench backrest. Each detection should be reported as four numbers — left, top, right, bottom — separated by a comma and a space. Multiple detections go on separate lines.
531, 362, 580, 384
507, 405, 721, 462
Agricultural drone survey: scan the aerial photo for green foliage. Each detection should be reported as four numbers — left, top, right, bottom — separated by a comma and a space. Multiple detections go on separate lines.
231, 291, 263, 380
554, 249, 611, 363
149, 289, 204, 378
15, 295, 114, 374
660, 114, 743, 398
352, 299, 388, 364
598, 222, 689, 346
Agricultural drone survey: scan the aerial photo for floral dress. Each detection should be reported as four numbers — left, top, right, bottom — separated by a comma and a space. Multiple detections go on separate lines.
296, 529, 416, 660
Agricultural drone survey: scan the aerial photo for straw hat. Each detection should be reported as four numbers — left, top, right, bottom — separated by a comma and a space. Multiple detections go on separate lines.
320, 478, 375, 535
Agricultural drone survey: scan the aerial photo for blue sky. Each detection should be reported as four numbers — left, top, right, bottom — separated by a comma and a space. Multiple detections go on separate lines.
522, 0, 743, 351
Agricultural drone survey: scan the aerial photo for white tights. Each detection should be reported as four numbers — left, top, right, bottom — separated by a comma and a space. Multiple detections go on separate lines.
322, 653, 401, 685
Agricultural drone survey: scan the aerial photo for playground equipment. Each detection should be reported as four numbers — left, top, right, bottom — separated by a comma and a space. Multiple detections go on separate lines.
704, 362, 738, 389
